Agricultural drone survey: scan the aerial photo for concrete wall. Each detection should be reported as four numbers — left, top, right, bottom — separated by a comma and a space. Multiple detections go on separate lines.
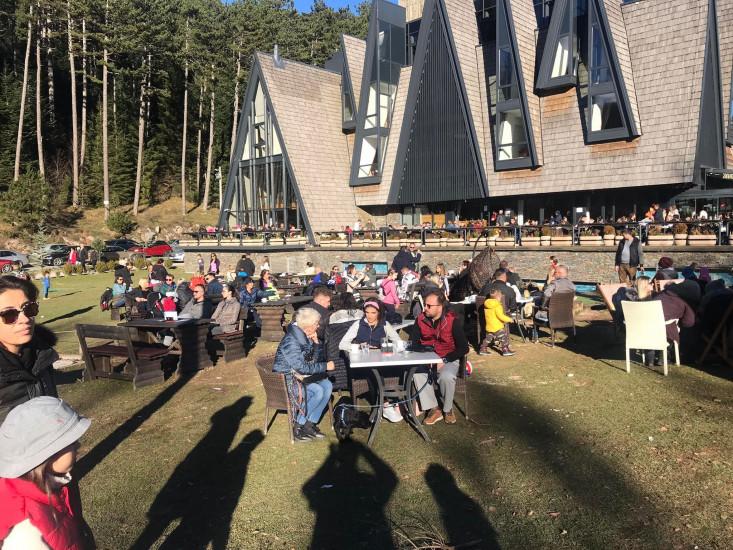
184, 246, 733, 283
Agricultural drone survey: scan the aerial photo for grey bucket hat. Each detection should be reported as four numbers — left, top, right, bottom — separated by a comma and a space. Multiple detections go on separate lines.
0, 396, 91, 478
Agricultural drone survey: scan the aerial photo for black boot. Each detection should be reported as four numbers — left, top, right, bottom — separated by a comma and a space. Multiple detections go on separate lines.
302, 421, 326, 439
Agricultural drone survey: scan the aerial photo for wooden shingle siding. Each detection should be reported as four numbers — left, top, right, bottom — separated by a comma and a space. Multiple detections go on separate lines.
718, 0, 733, 146
257, 53, 359, 231
342, 35, 366, 108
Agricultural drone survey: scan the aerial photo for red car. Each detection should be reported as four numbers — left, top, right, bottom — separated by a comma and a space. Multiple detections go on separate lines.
0, 259, 18, 273
129, 240, 172, 257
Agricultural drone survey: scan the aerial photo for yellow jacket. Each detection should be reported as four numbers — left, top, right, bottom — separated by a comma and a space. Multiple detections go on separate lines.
483, 298, 512, 333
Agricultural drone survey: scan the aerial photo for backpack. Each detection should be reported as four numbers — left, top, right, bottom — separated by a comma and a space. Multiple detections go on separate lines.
99, 288, 113, 311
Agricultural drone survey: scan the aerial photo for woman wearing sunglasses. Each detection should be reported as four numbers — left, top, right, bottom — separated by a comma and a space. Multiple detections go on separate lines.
0, 276, 58, 422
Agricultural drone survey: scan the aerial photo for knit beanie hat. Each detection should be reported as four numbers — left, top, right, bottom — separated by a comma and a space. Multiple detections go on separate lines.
658, 257, 674, 269
0, 397, 90, 478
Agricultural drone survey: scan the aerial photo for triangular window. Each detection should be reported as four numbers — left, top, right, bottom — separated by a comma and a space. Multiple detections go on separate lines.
494, 0, 538, 169
536, 0, 576, 92
577, 0, 638, 143
342, 69, 355, 129
390, 0, 485, 203
349, 0, 406, 186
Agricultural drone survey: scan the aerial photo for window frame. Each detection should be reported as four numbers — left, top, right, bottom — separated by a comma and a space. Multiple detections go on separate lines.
535, 0, 576, 92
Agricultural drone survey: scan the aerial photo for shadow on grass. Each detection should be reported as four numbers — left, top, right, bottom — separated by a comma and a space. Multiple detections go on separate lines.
41, 305, 95, 325
303, 440, 398, 549
440, 384, 670, 548
425, 463, 500, 549
75, 374, 192, 481
54, 367, 85, 385
131, 397, 261, 549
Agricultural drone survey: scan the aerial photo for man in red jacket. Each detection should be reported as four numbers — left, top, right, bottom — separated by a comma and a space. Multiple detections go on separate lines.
410, 290, 469, 425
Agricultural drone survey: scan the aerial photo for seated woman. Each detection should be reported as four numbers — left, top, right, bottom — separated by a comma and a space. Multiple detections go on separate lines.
210, 284, 241, 335
344, 264, 366, 294
258, 269, 277, 298
273, 308, 334, 442
111, 275, 129, 308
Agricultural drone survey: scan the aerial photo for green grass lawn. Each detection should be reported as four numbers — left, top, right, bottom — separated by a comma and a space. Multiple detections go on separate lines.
35, 278, 733, 549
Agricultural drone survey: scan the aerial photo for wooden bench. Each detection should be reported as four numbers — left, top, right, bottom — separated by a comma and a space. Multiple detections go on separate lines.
208, 308, 248, 365
76, 324, 170, 389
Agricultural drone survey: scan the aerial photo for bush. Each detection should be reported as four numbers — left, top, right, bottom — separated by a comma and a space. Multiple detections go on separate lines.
95, 261, 108, 273
603, 225, 615, 236
673, 223, 688, 235
91, 238, 105, 253
107, 211, 137, 236
164, 259, 173, 269
73, 264, 85, 275
62, 263, 73, 275
133, 256, 149, 270
107, 260, 118, 271
1, 171, 51, 234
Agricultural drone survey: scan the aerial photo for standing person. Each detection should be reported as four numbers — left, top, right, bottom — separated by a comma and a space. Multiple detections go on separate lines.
41, 272, 51, 301
196, 254, 205, 276
236, 254, 255, 278
410, 290, 469, 426
363, 263, 377, 284
0, 276, 57, 422
67, 247, 77, 267
406, 243, 422, 272
150, 259, 168, 288
209, 253, 220, 275
273, 308, 335, 442
0, 397, 93, 549
479, 269, 517, 312
77, 247, 87, 274
435, 263, 450, 297
380, 269, 400, 313
259, 256, 271, 272
614, 228, 644, 284
210, 284, 241, 335
479, 289, 515, 356
87, 247, 98, 270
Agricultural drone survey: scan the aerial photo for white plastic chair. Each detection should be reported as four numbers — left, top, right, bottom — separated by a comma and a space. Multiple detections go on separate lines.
620, 300, 680, 376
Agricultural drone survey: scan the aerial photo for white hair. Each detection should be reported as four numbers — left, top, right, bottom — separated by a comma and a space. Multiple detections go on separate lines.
295, 307, 321, 328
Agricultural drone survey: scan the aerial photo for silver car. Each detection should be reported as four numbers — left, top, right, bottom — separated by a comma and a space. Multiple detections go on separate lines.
167, 245, 185, 263
0, 249, 29, 267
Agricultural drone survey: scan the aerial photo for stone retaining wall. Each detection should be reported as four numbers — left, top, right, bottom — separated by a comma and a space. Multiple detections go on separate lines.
183, 246, 733, 283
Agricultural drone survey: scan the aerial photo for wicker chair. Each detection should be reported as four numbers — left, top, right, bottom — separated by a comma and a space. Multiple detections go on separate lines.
255, 354, 295, 444
534, 291, 576, 346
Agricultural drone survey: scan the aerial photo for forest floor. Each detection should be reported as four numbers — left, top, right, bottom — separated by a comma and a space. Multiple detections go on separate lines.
40, 275, 733, 549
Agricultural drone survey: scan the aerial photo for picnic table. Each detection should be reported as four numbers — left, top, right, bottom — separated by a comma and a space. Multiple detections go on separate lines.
255, 295, 314, 341
119, 318, 213, 374
349, 348, 441, 447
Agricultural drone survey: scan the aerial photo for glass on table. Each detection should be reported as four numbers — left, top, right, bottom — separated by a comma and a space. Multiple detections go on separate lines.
359, 342, 369, 353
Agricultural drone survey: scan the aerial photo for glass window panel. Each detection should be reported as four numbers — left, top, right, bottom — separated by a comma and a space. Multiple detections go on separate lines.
551, 35, 570, 78
590, 67, 611, 85
498, 47, 513, 86
378, 26, 389, 61
497, 109, 529, 160
591, 92, 623, 131
590, 23, 607, 69
390, 23, 406, 65
254, 83, 265, 122
254, 123, 266, 158
242, 123, 251, 161
271, 124, 282, 156
358, 135, 380, 177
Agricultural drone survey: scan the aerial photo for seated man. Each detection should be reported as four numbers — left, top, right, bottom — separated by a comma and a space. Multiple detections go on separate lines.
273, 308, 335, 442
239, 276, 266, 327
499, 260, 522, 288
308, 286, 333, 341
399, 266, 418, 301
179, 284, 212, 319
410, 290, 469, 426
541, 264, 575, 308
204, 272, 223, 301
480, 268, 517, 311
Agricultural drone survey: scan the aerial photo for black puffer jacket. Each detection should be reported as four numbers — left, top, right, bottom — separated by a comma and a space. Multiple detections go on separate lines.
0, 329, 59, 422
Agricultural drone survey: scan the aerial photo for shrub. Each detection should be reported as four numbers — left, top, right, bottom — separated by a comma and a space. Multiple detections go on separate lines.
62, 263, 73, 276
107, 260, 118, 271
1, 171, 51, 234
91, 238, 105, 252
603, 225, 615, 236
73, 264, 85, 275
107, 211, 137, 236
673, 223, 688, 235
95, 261, 108, 273
133, 256, 149, 270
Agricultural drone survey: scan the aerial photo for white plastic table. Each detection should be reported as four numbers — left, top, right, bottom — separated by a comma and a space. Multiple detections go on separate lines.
349, 349, 441, 446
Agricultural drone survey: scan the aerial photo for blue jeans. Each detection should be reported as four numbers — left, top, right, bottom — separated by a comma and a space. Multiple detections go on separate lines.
297, 378, 332, 425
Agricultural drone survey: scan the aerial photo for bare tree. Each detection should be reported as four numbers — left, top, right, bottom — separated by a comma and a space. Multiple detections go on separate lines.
102, 0, 109, 220
202, 68, 215, 210
195, 80, 204, 202
43, 9, 54, 127
14, 3, 33, 182
229, 41, 242, 161
132, 55, 147, 216
67, 0, 79, 206
35, 1, 45, 178
79, 16, 87, 171
180, 18, 189, 217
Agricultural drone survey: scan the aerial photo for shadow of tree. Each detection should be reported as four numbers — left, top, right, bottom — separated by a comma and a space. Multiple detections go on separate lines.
131, 396, 262, 549
303, 440, 398, 549
425, 463, 500, 549
41, 305, 95, 325
436, 384, 670, 548
75, 374, 192, 480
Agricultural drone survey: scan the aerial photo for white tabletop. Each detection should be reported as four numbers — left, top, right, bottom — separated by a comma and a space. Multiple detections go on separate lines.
516, 297, 534, 304
349, 349, 441, 368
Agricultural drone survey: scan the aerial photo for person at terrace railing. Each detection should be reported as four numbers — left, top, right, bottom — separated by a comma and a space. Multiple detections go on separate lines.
614, 228, 644, 284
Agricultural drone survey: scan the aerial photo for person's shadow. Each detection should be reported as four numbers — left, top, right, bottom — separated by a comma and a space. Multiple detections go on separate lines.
131, 396, 263, 550
303, 440, 398, 549
425, 463, 500, 549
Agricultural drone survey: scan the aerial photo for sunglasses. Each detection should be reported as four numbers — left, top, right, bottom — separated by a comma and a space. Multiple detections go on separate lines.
165, 278, 174, 282
0, 302, 39, 324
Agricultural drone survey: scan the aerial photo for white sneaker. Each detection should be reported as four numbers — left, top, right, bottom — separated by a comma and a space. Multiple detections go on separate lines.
382, 403, 403, 423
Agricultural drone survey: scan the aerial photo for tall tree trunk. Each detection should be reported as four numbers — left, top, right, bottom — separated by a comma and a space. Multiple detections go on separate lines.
202, 71, 215, 211
195, 81, 204, 202
133, 58, 146, 216
229, 45, 241, 161
43, 12, 54, 127
14, 4, 32, 182
35, 3, 45, 178
102, 0, 109, 221
180, 21, 189, 217
79, 17, 87, 172
67, 0, 79, 207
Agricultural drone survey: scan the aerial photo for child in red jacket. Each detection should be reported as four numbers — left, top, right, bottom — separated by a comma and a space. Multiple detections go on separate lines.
0, 397, 92, 549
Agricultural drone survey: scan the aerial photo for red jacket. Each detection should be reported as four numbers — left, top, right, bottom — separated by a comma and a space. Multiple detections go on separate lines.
415, 310, 463, 360
0, 478, 84, 550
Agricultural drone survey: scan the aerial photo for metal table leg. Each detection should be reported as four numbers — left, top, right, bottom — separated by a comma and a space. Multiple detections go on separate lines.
404, 367, 431, 443
366, 368, 384, 447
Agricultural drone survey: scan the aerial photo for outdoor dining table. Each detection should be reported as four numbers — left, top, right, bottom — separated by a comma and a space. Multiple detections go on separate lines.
255, 295, 314, 341
348, 349, 442, 447
119, 318, 213, 374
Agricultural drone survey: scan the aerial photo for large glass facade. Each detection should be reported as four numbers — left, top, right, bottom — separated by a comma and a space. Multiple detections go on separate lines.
350, 0, 406, 185
226, 79, 302, 230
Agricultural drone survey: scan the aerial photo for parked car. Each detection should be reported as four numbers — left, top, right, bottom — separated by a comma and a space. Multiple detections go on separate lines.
167, 244, 185, 263
0, 249, 29, 267
104, 239, 140, 251
0, 259, 19, 273
41, 246, 72, 267
129, 240, 172, 257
